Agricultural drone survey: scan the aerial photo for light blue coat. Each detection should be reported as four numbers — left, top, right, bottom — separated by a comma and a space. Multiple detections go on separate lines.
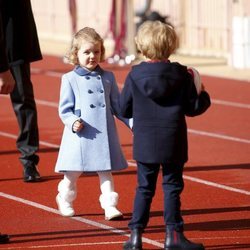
55, 65, 129, 173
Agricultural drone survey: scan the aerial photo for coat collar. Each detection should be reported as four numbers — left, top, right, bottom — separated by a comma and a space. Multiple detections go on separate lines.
74, 65, 104, 76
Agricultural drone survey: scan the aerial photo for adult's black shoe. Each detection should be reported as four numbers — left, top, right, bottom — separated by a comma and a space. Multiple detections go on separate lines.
23, 165, 41, 182
0, 234, 9, 244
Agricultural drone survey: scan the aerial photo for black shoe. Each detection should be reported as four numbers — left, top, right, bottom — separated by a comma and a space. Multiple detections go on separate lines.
164, 230, 205, 250
123, 228, 143, 250
23, 165, 41, 182
0, 234, 9, 244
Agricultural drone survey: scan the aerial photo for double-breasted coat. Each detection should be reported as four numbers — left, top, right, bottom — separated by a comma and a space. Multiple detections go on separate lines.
55, 65, 129, 172
120, 61, 211, 164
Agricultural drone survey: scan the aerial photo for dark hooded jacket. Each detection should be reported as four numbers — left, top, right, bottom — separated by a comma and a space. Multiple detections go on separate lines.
120, 61, 211, 163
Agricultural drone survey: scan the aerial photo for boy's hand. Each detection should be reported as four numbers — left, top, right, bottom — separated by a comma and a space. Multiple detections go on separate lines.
201, 83, 205, 91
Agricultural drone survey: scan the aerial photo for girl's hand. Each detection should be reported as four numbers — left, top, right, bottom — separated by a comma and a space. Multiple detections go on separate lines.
73, 119, 84, 132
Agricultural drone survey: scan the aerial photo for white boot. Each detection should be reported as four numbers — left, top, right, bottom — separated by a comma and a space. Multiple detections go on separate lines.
56, 180, 76, 217
99, 192, 123, 220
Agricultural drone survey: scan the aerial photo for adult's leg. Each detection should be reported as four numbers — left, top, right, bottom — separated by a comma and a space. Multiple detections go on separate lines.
10, 63, 40, 181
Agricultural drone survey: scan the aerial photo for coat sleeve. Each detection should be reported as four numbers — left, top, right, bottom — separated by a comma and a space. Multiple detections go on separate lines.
59, 74, 81, 131
120, 73, 133, 119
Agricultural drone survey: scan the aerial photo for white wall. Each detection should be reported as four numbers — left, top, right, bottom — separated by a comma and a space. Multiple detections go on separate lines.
31, 0, 250, 67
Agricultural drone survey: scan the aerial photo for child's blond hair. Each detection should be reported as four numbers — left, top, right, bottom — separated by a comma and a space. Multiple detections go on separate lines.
135, 20, 178, 60
65, 27, 105, 65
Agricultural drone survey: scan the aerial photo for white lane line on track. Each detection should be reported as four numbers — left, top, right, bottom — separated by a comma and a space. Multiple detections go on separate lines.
7, 67, 250, 110
183, 175, 250, 196
0, 192, 164, 249
35, 99, 58, 108
0, 169, 249, 249
2, 95, 250, 144
0, 241, 124, 249
126, 161, 250, 196
31, 66, 250, 109
0, 131, 249, 196
0, 131, 59, 149
188, 129, 250, 144
36, 96, 250, 110
211, 99, 250, 109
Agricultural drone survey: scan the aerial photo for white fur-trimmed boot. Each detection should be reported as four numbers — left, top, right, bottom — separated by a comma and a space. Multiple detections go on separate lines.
99, 192, 123, 220
56, 180, 76, 217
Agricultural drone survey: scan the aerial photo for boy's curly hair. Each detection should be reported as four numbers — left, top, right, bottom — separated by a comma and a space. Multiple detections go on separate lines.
135, 20, 178, 60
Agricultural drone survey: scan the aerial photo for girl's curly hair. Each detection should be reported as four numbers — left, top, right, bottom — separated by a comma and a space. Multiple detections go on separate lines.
64, 27, 105, 65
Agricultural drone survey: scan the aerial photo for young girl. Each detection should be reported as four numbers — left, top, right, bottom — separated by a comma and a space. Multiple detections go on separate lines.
120, 21, 210, 250
55, 27, 129, 220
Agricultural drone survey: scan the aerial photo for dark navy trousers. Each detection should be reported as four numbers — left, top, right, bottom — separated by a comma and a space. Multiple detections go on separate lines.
10, 63, 39, 168
128, 161, 184, 232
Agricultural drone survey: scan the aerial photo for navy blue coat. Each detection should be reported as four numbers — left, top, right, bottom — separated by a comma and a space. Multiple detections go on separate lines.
0, 0, 42, 70
120, 61, 211, 164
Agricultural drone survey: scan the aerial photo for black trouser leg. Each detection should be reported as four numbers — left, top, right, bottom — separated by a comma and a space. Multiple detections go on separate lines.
125, 162, 159, 250
128, 162, 160, 229
10, 63, 39, 168
162, 162, 184, 231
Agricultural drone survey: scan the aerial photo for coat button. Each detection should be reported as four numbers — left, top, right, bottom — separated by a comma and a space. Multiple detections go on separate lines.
100, 89, 104, 93
88, 89, 93, 94
90, 104, 96, 108
101, 104, 105, 107
96, 76, 101, 80
85, 76, 90, 80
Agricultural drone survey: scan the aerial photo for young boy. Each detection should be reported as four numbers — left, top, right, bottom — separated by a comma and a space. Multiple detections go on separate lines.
120, 20, 211, 250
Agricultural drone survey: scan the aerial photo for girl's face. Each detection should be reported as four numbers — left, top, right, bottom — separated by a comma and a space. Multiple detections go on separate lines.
77, 41, 101, 70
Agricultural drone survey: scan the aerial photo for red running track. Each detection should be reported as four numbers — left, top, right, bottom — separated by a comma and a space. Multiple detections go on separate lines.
0, 55, 249, 250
